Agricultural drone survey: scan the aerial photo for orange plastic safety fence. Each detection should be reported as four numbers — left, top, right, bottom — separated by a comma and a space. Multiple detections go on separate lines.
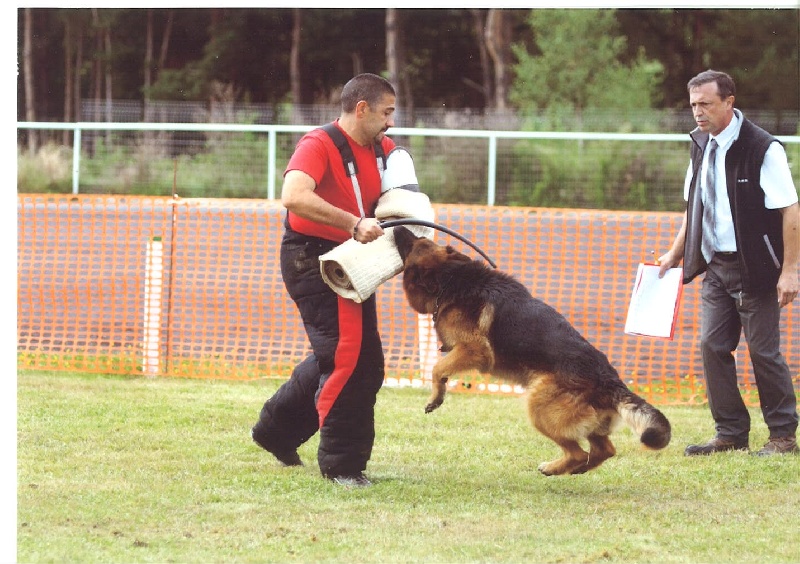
17, 195, 800, 406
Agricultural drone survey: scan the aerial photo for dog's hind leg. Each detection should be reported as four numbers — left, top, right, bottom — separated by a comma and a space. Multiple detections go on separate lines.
571, 434, 616, 474
536, 438, 591, 476
525, 379, 596, 475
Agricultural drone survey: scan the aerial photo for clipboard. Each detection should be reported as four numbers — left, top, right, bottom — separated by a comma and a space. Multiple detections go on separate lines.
624, 263, 684, 340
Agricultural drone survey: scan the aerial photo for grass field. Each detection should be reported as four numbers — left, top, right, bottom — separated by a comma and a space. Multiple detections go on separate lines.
17, 370, 800, 563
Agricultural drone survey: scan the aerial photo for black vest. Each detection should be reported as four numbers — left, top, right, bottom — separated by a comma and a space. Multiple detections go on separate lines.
683, 114, 784, 294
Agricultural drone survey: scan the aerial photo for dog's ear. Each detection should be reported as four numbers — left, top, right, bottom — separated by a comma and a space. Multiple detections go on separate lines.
445, 245, 473, 263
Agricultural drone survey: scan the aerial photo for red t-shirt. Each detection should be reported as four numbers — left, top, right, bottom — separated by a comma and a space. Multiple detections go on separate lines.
285, 120, 396, 243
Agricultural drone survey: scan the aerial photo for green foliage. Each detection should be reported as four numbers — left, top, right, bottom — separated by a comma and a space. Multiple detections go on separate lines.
19, 8, 800, 118
19, 131, 277, 198
411, 136, 490, 204
17, 120, 794, 211
703, 10, 800, 112
17, 370, 800, 563
16, 128, 694, 210
16, 143, 73, 193
501, 137, 686, 211
146, 63, 210, 101
510, 10, 664, 114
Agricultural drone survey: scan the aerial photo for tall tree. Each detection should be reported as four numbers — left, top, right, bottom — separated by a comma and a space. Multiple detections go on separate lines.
485, 9, 511, 110
144, 9, 154, 121
290, 8, 302, 123
73, 14, 84, 123
23, 8, 37, 153
468, 9, 494, 108
616, 9, 720, 110
510, 10, 663, 119
706, 9, 799, 113
386, 9, 399, 92
385, 8, 413, 125
91, 9, 102, 120
144, 9, 174, 122
61, 11, 74, 144
16, 7, 800, 123
102, 15, 112, 128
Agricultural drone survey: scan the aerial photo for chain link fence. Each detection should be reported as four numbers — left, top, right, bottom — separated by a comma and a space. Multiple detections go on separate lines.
17, 101, 800, 212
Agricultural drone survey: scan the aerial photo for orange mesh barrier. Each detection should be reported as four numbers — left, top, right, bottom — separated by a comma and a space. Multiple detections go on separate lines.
18, 194, 800, 406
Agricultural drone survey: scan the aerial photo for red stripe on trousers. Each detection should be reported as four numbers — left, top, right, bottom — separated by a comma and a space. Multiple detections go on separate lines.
316, 296, 362, 427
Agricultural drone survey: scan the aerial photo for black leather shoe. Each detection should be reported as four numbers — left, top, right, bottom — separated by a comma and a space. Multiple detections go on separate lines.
684, 436, 749, 456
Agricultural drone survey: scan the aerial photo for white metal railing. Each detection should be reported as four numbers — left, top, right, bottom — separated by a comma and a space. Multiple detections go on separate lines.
17, 122, 800, 205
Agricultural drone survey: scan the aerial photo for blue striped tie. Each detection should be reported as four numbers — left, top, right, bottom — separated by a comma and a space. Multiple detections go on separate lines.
701, 139, 718, 263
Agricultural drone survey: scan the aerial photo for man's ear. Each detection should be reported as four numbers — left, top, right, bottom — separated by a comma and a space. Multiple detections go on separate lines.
355, 100, 369, 118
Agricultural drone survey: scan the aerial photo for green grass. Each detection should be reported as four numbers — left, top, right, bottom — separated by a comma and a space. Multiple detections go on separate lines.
17, 370, 800, 563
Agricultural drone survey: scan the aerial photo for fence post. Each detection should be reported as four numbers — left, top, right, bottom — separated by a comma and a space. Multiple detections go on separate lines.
417, 313, 438, 384
268, 129, 277, 200
487, 134, 497, 206
142, 235, 164, 375
72, 126, 81, 194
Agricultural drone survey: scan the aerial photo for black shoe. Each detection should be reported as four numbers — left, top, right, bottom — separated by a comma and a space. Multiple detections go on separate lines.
684, 436, 749, 456
325, 472, 372, 488
250, 427, 303, 467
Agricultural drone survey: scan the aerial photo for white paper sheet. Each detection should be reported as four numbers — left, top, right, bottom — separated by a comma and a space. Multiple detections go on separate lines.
624, 263, 683, 339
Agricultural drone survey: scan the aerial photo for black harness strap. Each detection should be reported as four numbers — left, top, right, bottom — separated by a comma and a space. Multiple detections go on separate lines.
321, 122, 386, 177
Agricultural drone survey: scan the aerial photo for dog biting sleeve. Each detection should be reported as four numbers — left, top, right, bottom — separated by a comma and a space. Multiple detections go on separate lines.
319, 188, 435, 302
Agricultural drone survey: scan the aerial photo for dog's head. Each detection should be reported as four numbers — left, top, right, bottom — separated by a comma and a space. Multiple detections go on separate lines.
394, 225, 472, 300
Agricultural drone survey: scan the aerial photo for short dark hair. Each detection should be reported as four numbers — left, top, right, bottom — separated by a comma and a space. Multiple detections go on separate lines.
340, 73, 395, 113
687, 69, 736, 100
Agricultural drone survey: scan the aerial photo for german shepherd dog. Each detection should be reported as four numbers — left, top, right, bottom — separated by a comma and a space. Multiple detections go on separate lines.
393, 226, 671, 475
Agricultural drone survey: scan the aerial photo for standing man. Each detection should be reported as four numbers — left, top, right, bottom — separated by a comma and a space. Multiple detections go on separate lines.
658, 69, 799, 456
251, 73, 397, 486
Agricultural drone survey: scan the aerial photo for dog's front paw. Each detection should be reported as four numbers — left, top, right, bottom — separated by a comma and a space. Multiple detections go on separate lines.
424, 400, 442, 413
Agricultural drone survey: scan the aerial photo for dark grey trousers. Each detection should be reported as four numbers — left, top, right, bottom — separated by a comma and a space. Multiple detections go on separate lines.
700, 254, 798, 443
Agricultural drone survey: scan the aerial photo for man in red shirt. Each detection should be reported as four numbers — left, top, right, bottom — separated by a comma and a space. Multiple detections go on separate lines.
251, 73, 397, 487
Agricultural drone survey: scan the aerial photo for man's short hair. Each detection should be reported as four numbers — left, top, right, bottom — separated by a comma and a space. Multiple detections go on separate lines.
687, 69, 736, 100
341, 73, 396, 113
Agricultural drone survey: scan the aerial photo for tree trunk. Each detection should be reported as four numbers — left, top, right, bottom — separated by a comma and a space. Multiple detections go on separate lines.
144, 9, 153, 122
290, 8, 302, 124
385, 9, 400, 122
155, 9, 174, 125
74, 23, 83, 122
485, 9, 509, 111
692, 12, 704, 74
386, 9, 398, 86
469, 9, 493, 109
385, 8, 413, 126
23, 8, 37, 154
351, 53, 363, 78
63, 14, 73, 145
158, 10, 174, 73
103, 24, 113, 144
91, 8, 102, 132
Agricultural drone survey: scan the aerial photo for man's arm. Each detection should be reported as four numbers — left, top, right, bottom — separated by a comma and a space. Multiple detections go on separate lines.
281, 169, 383, 242
658, 211, 688, 278
777, 201, 799, 307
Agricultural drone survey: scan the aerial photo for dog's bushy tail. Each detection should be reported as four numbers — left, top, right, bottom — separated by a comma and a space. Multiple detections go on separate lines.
615, 389, 671, 450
